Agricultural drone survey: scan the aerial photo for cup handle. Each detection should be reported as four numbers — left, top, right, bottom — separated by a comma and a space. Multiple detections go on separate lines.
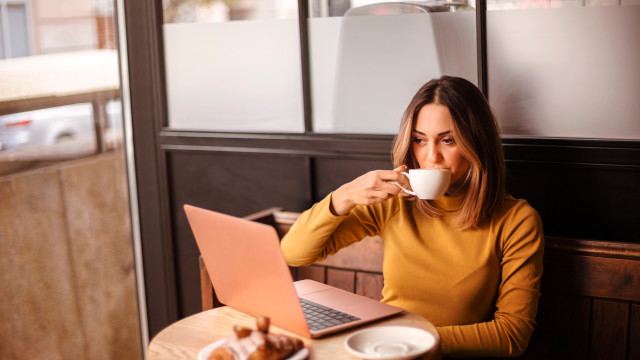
395, 172, 415, 196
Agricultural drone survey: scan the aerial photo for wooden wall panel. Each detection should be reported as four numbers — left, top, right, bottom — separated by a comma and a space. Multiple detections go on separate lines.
356, 273, 384, 301
318, 236, 383, 273
629, 304, 640, 360
533, 237, 640, 360
549, 295, 591, 359
326, 268, 355, 293
544, 252, 640, 302
520, 292, 552, 359
590, 300, 629, 360
296, 266, 325, 283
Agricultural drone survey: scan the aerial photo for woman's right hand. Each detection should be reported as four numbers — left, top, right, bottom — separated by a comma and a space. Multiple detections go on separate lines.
330, 165, 410, 216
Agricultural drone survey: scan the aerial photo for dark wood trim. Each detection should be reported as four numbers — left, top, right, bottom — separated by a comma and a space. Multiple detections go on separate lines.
546, 237, 640, 260
502, 137, 640, 148
307, 157, 318, 203
159, 131, 395, 156
297, 0, 312, 132
543, 237, 640, 302
158, 132, 640, 168
199, 255, 214, 312
123, 0, 178, 338
505, 160, 639, 172
476, 0, 488, 97
502, 137, 640, 167
160, 145, 391, 160
159, 130, 394, 142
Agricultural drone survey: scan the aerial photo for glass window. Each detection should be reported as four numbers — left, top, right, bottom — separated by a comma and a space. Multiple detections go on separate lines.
487, 0, 640, 139
0, 0, 123, 174
8, 5, 29, 57
162, 0, 304, 133
309, 0, 478, 134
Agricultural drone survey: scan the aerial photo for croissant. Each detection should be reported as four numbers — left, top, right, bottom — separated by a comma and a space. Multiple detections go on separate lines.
208, 317, 305, 360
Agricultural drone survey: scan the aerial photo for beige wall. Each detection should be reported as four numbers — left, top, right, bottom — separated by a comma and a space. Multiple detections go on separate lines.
0, 151, 142, 360
30, 0, 99, 54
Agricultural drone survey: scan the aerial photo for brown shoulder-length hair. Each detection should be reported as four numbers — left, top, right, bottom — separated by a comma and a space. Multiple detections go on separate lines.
392, 76, 506, 230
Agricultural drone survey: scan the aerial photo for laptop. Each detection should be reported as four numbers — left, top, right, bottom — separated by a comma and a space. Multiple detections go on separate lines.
184, 204, 404, 338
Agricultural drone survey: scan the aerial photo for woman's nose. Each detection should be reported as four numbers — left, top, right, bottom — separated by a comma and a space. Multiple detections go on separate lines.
426, 144, 442, 164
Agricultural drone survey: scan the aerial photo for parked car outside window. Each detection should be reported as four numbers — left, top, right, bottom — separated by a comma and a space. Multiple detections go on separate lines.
0, 101, 122, 153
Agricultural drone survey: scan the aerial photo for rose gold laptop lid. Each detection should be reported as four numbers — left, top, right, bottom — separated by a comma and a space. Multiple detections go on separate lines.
184, 204, 403, 338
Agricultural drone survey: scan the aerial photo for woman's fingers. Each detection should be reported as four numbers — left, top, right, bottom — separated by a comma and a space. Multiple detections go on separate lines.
389, 165, 413, 197
362, 190, 396, 205
331, 166, 412, 215
380, 179, 402, 194
379, 166, 406, 182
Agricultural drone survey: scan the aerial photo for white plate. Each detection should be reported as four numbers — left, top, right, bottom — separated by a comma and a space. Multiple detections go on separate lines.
198, 339, 309, 360
344, 326, 436, 360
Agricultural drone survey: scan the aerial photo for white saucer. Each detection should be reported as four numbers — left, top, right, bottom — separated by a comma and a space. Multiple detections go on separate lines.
344, 326, 436, 360
198, 339, 309, 360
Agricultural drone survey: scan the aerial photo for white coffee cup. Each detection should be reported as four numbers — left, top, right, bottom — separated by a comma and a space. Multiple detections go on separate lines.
396, 169, 451, 200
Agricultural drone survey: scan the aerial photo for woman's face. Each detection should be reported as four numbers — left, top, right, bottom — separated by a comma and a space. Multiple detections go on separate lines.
411, 103, 470, 191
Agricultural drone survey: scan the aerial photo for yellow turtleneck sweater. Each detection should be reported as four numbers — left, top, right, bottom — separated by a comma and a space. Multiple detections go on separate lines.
281, 193, 544, 358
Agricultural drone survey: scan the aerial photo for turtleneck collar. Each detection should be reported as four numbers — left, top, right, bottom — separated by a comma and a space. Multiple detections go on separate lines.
433, 193, 465, 212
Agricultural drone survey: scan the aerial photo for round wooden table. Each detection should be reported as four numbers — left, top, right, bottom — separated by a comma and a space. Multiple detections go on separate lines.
147, 306, 441, 360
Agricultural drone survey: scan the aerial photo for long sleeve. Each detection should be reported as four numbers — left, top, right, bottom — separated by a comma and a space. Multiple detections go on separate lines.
437, 204, 544, 357
281, 193, 383, 266
282, 193, 544, 358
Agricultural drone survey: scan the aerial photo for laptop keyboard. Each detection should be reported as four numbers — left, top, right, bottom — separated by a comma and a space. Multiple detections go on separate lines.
299, 298, 361, 331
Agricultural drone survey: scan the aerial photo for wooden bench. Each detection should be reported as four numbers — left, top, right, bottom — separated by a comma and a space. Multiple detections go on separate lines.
199, 209, 640, 359
522, 237, 640, 360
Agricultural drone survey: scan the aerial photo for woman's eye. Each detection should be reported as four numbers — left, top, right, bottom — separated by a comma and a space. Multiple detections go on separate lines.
442, 137, 455, 145
412, 137, 425, 144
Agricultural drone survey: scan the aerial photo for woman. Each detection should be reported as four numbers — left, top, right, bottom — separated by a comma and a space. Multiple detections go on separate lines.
281, 76, 544, 358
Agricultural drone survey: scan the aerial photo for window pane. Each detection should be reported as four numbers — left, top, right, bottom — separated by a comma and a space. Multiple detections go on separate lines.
309, 1, 478, 134
162, 0, 304, 133
0, 3, 123, 173
487, 1, 640, 139
8, 5, 30, 58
